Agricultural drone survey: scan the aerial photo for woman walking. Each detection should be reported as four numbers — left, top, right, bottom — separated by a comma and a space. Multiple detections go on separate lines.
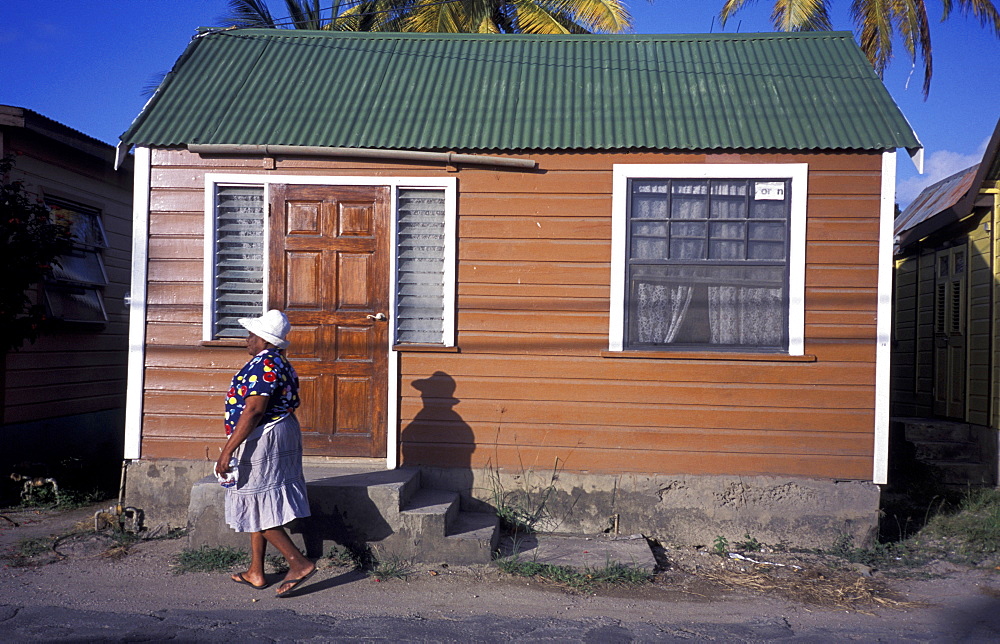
214, 309, 316, 598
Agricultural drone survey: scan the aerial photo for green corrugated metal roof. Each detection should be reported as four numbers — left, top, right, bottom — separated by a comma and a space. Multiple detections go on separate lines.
121, 30, 920, 153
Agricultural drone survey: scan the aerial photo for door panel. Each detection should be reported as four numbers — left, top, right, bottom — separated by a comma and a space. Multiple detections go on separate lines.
932, 247, 967, 420
269, 184, 390, 457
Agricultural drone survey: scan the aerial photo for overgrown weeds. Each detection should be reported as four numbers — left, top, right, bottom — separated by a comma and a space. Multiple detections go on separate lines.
171, 545, 249, 574
325, 544, 375, 570
366, 547, 415, 582
321, 543, 410, 581
497, 553, 650, 592
906, 487, 1000, 564
5, 536, 57, 566
14, 485, 106, 510
827, 486, 1000, 570
485, 457, 563, 536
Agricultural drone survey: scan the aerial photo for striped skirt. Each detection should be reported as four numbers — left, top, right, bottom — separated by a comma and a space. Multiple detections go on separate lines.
224, 414, 311, 533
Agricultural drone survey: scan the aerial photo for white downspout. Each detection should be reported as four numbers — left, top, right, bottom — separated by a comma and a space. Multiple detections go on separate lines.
123, 147, 151, 460
873, 151, 897, 485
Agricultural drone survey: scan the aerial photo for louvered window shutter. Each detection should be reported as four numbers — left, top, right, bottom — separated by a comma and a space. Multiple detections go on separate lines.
214, 186, 265, 338
396, 189, 446, 344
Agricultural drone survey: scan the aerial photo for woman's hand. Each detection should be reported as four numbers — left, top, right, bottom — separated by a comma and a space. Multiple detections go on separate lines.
214, 452, 233, 477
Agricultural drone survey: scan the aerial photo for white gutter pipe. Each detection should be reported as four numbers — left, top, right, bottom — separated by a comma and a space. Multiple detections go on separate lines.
187, 144, 537, 170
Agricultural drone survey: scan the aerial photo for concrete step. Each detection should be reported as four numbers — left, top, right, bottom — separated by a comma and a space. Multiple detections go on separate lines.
186, 464, 498, 565
398, 488, 461, 537
444, 511, 500, 554
914, 440, 980, 463
927, 461, 995, 486
497, 533, 656, 573
901, 419, 973, 443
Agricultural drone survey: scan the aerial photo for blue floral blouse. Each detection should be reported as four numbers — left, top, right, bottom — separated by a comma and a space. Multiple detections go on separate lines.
224, 349, 300, 436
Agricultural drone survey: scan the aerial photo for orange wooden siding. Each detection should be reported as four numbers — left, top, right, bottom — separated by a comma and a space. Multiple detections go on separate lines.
139, 149, 882, 480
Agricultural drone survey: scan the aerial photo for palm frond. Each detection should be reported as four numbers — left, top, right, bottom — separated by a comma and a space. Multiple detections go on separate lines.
510, 0, 575, 33
851, 0, 895, 76
221, 0, 279, 27
942, 0, 1000, 34
771, 0, 832, 30
890, 0, 933, 95
720, 0, 759, 26
541, 0, 632, 33
403, 0, 469, 32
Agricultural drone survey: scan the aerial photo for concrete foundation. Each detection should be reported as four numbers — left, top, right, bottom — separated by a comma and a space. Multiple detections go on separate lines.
124, 459, 216, 531
125, 458, 881, 550
424, 467, 881, 550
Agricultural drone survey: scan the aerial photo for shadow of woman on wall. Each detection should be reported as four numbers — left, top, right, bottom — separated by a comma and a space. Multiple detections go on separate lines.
399, 371, 476, 506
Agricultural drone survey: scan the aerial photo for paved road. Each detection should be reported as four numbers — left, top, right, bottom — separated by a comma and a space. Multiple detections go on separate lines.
3, 600, 1000, 642
2, 506, 999, 642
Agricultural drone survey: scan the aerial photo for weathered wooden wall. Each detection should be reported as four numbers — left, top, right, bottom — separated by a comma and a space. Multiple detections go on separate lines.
2, 127, 132, 424
141, 148, 883, 480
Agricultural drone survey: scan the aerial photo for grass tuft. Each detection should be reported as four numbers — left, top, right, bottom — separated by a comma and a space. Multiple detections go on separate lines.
825, 487, 1000, 570
366, 547, 414, 581
4, 536, 57, 566
171, 545, 249, 574
497, 554, 650, 591
913, 487, 1000, 563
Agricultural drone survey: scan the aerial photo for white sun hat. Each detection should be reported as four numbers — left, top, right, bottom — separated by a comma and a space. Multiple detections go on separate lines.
238, 309, 291, 349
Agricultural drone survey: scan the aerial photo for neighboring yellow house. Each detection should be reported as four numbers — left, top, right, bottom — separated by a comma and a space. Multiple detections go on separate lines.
892, 118, 1000, 487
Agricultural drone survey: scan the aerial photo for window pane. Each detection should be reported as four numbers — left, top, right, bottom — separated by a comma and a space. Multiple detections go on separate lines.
670, 181, 708, 219
708, 222, 745, 260
669, 221, 706, 259
748, 221, 786, 260
624, 175, 791, 352
630, 181, 669, 219
630, 221, 668, 259
44, 285, 107, 323
46, 199, 107, 248
214, 186, 265, 339
396, 189, 446, 344
709, 181, 747, 219
628, 264, 787, 350
50, 249, 108, 285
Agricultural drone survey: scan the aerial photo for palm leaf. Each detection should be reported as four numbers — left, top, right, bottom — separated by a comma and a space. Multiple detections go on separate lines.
543, 0, 632, 33
720, 0, 756, 25
404, 0, 469, 32
771, 0, 832, 30
942, 0, 1000, 33
222, 0, 279, 27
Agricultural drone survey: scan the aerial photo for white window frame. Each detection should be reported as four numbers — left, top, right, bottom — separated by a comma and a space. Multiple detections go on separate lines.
201, 174, 457, 346
204, 183, 268, 340
610, 164, 808, 356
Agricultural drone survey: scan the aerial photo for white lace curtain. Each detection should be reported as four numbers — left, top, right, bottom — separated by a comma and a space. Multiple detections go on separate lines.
635, 282, 782, 347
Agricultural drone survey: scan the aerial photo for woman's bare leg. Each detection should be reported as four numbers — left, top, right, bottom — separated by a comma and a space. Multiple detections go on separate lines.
231, 531, 268, 587
261, 526, 315, 595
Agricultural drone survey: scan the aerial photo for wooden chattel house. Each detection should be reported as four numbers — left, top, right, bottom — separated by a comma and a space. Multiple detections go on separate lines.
118, 29, 921, 540
892, 118, 1000, 487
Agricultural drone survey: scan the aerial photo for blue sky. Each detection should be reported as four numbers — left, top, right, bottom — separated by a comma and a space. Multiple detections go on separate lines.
2, 0, 998, 207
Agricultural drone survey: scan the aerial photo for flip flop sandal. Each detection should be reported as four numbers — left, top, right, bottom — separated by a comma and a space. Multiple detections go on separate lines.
231, 572, 269, 590
276, 568, 317, 598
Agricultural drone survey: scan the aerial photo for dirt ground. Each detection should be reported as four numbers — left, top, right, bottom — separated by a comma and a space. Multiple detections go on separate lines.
1, 503, 999, 641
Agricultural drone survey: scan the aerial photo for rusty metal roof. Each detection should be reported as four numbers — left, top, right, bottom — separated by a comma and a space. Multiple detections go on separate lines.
895, 117, 1000, 250
894, 165, 980, 236
121, 30, 920, 154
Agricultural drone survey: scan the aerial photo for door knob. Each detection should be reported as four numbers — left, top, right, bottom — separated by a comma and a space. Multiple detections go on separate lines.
366, 313, 387, 321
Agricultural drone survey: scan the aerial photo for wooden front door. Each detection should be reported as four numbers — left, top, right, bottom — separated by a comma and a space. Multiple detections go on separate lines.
269, 184, 390, 457
932, 246, 966, 420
